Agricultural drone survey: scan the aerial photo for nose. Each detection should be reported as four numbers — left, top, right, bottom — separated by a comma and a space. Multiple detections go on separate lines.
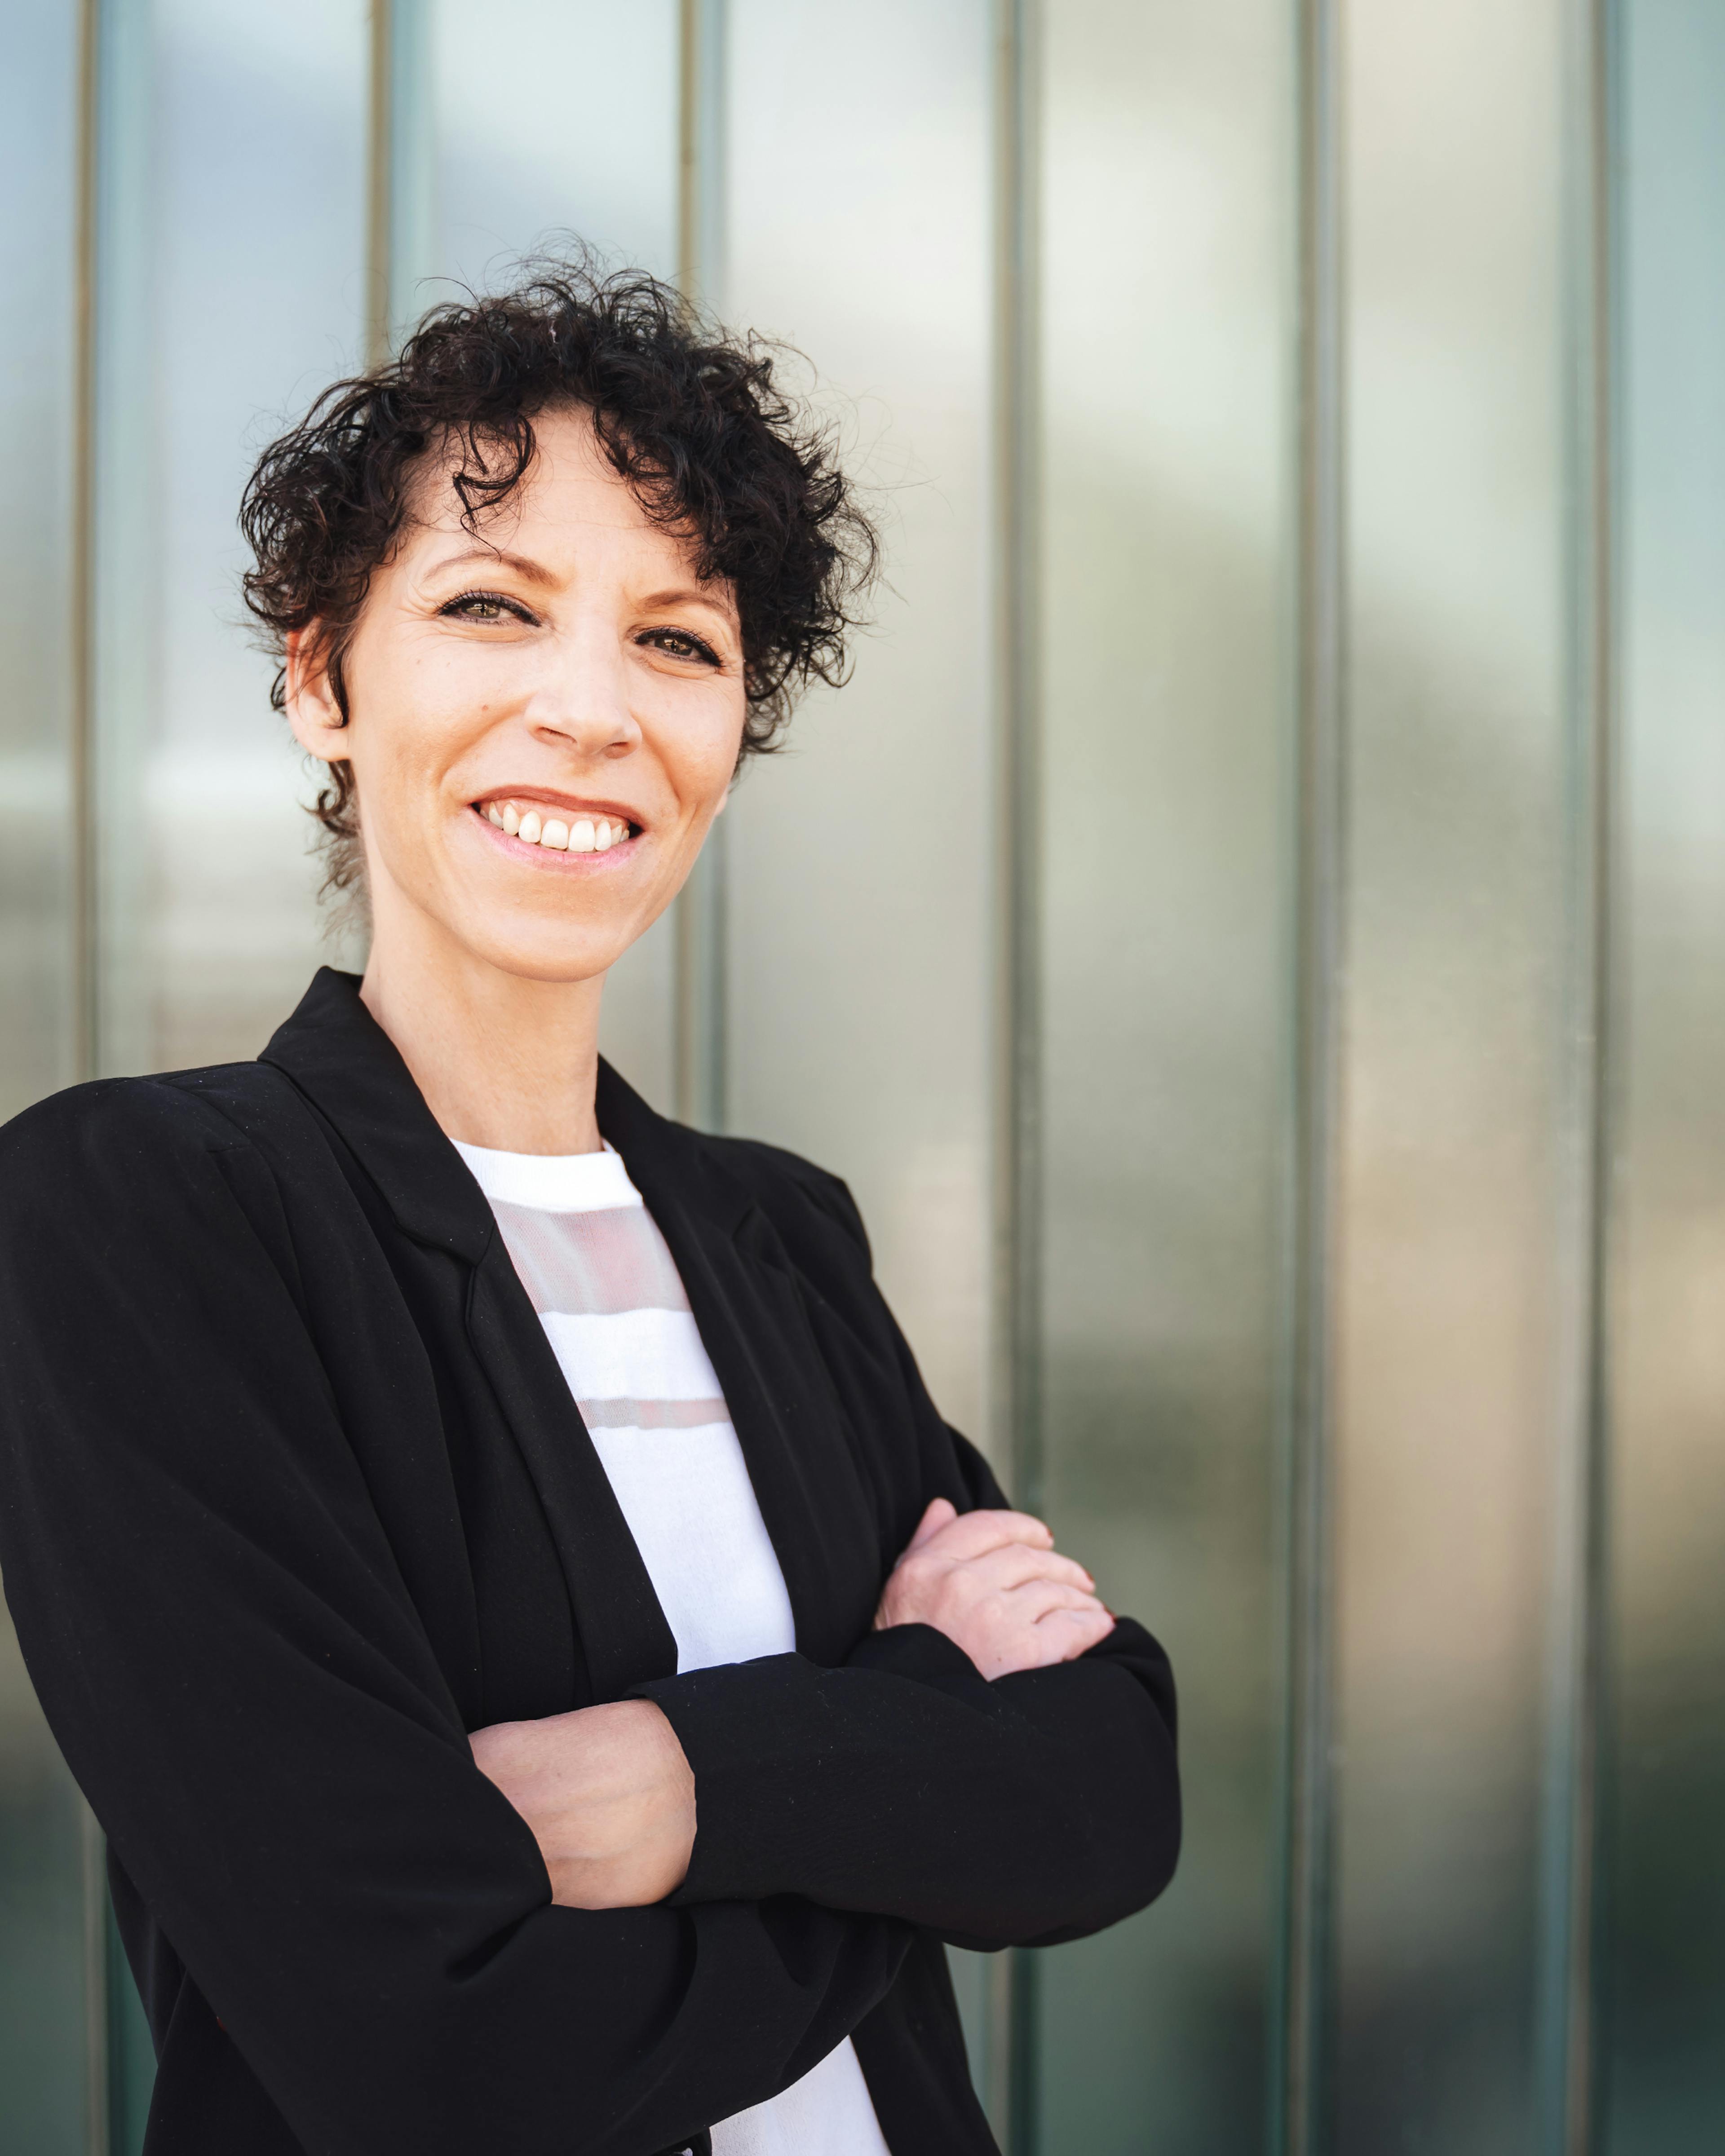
524, 620, 641, 761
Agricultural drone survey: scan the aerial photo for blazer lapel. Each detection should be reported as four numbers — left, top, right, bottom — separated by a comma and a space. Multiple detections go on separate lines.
464, 1250, 678, 1697
263, 969, 886, 1690
597, 1068, 885, 1666
261, 970, 678, 1699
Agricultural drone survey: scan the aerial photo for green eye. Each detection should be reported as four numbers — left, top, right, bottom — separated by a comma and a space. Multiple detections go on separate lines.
644, 627, 720, 665
440, 588, 534, 625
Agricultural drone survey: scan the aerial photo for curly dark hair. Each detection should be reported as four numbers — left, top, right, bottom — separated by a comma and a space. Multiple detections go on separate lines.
240, 260, 877, 888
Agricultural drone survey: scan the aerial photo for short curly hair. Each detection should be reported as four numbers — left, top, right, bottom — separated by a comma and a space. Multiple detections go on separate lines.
240, 259, 877, 889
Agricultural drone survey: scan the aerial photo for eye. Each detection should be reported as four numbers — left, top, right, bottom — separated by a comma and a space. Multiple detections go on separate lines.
638, 625, 722, 667
438, 588, 539, 626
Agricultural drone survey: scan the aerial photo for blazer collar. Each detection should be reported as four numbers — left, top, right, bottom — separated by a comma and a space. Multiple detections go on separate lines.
259, 968, 755, 1257
260, 969, 492, 1258
260, 968, 880, 1675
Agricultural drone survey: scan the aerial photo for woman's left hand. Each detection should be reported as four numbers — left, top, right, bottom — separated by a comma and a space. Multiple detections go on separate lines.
469, 1699, 696, 1909
874, 1499, 1115, 1679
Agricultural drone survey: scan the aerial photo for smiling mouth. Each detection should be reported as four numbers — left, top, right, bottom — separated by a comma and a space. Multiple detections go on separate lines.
477, 798, 637, 855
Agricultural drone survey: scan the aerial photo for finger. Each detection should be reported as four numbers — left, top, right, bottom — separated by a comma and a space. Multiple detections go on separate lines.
1032, 1603, 1117, 1666
904, 1498, 958, 1555
1001, 1579, 1109, 1625
964, 1545, 1096, 1595
917, 1507, 1055, 1564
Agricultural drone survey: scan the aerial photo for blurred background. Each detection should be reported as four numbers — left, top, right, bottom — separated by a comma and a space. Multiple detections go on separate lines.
0, 1, 1720, 2152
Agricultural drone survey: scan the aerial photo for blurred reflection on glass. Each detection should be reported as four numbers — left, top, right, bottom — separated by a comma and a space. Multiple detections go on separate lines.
429, 0, 676, 294
721, 0, 996, 1450
716, 2, 997, 2102
0, 9, 93, 2150
0, 0, 80, 1122
0, 1597, 88, 2156
1033, 3, 1294, 2148
1604, 4, 1725, 2148
1334, 0, 1567, 2146
91, 0, 369, 1077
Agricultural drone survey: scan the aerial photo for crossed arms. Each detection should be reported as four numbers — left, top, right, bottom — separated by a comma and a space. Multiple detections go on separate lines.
472, 1498, 1119, 1911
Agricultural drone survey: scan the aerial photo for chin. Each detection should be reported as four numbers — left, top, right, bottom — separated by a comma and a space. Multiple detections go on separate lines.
465, 924, 634, 985
422, 859, 640, 981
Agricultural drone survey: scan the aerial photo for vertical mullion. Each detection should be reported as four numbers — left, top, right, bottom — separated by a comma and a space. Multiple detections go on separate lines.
1281, 0, 1345, 2151
995, 0, 1041, 1520
373, 0, 434, 359
993, 2, 1041, 2150
677, 0, 726, 311
72, 0, 99, 1091
1539, 0, 1615, 2149
366, 0, 393, 366
81, 1805, 109, 2156
75, 2, 106, 2137
673, 0, 727, 1134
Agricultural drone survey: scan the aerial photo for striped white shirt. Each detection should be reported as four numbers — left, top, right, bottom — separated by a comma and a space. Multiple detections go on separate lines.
455, 1140, 892, 2156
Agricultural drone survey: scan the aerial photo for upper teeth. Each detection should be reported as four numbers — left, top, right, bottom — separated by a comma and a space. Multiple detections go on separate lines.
486, 801, 630, 853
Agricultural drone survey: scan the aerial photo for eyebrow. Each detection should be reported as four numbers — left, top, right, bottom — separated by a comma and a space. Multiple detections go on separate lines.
431, 546, 559, 588
637, 584, 738, 623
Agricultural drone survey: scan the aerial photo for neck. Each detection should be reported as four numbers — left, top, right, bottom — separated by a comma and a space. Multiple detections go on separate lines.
359, 892, 606, 1158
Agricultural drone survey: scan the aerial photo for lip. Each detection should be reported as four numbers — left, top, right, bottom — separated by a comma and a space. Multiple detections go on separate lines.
472, 786, 643, 827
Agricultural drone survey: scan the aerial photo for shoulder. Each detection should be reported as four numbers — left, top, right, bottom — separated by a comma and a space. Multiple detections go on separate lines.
692, 1130, 873, 1267
0, 1062, 311, 1215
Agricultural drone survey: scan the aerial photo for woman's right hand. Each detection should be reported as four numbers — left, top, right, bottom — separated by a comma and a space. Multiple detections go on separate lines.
873, 1499, 1115, 1679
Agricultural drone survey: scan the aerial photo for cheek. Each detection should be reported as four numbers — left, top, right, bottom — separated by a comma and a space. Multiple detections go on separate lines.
660, 685, 748, 806
350, 664, 478, 823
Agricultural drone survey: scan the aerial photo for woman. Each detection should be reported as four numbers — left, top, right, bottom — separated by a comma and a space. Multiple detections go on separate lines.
0, 268, 1178, 2156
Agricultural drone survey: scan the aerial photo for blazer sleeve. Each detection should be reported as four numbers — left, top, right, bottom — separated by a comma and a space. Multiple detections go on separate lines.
635, 1178, 1181, 1954
0, 1083, 905, 2156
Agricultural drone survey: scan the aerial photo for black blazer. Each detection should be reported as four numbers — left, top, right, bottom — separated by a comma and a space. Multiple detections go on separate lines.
0, 969, 1178, 2156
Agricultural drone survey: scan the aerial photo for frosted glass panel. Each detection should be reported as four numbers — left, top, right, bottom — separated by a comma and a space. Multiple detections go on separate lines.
1033, 2, 1293, 2148
0, 0, 80, 1120
1604, 3, 1725, 2148
430, 0, 677, 291
92, 0, 369, 1077
721, 0, 996, 1448
1334, 1, 1569, 2146
0, 9, 93, 2142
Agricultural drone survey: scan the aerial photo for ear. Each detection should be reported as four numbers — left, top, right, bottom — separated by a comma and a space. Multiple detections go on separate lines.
283, 627, 349, 764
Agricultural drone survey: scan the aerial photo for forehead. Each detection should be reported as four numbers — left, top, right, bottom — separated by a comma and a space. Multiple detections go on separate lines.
408, 407, 703, 570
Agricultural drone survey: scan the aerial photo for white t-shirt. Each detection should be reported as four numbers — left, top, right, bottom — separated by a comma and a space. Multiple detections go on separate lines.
454, 1139, 893, 2156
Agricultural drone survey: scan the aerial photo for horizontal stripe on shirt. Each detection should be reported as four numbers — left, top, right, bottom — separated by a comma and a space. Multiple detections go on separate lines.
540, 1307, 723, 1403
576, 1399, 730, 1432
489, 1197, 688, 1317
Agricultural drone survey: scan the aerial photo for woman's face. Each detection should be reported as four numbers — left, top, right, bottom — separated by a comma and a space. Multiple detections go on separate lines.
287, 406, 746, 985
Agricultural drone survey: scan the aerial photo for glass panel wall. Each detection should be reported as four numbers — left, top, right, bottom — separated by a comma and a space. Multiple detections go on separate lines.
717, 0, 1000, 2101
0, 0, 81, 1120
1603, 3, 1725, 2147
429, 0, 677, 298
1033, 3, 1294, 2149
1333, 2, 1572, 2147
90, 0, 370, 1078
721, 0, 998, 1454
4, 5, 1725, 2152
